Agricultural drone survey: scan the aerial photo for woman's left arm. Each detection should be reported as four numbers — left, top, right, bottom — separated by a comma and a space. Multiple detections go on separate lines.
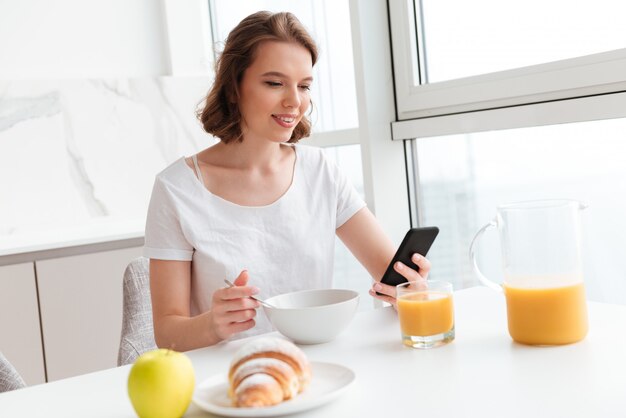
336, 207, 431, 306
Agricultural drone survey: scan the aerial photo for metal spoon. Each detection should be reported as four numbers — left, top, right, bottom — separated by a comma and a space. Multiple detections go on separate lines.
223, 279, 276, 309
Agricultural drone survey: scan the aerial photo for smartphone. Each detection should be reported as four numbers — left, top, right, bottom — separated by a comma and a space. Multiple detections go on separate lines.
379, 226, 440, 287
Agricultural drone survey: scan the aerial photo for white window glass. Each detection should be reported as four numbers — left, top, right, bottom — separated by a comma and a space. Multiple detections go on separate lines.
415, 117, 626, 305
390, 0, 626, 122
210, 0, 358, 132
418, 0, 626, 83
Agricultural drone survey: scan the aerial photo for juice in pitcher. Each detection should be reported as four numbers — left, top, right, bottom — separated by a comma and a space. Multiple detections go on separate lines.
470, 200, 590, 345
503, 281, 588, 345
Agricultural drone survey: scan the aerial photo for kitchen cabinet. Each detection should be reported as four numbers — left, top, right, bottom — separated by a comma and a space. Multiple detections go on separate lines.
0, 262, 46, 385
36, 246, 142, 381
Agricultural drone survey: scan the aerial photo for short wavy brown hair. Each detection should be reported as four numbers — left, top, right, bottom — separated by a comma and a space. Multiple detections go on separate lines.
197, 11, 318, 144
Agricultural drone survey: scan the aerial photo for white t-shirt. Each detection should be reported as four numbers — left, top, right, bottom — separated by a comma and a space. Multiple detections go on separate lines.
143, 144, 366, 339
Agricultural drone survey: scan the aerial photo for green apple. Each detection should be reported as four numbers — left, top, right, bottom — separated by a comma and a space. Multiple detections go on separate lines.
128, 349, 195, 418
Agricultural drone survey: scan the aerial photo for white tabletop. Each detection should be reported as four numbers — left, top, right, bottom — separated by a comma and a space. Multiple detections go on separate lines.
1, 286, 625, 418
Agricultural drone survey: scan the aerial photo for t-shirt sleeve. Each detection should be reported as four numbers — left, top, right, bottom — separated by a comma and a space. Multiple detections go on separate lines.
143, 176, 194, 261
331, 159, 367, 228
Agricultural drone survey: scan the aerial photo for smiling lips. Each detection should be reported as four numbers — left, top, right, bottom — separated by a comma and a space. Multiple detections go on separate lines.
272, 114, 298, 128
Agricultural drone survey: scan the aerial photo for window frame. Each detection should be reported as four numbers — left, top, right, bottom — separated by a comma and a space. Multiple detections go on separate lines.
392, 91, 626, 140
388, 0, 626, 128
162, 0, 215, 76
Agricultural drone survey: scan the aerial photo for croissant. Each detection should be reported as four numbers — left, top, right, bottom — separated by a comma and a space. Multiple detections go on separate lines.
228, 337, 312, 407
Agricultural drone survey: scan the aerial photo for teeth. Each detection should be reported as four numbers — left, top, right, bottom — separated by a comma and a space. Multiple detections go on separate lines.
275, 116, 295, 123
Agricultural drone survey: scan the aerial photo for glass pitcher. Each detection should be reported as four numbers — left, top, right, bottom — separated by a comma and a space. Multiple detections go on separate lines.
469, 199, 588, 345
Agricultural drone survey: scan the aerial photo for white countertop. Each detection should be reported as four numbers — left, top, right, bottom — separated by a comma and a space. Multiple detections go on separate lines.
0, 218, 144, 262
1, 286, 625, 417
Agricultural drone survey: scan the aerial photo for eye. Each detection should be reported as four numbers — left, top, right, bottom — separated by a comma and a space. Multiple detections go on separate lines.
264, 81, 282, 87
299, 85, 311, 91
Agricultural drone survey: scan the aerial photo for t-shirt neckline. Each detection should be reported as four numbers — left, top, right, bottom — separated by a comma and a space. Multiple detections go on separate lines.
184, 144, 299, 209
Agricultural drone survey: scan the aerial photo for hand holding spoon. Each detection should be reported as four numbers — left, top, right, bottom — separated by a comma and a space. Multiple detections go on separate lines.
223, 279, 276, 309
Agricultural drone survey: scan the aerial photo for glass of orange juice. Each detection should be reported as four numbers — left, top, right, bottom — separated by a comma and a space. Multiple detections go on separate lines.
396, 280, 455, 349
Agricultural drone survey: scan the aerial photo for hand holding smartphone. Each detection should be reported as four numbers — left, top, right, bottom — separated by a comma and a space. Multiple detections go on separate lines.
379, 226, 439, 287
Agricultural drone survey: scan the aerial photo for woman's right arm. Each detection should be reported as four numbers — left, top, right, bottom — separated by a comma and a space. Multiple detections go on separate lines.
149, 259, 261, 351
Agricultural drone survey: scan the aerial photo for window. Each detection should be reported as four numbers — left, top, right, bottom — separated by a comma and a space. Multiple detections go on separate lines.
419, 0, 626, 83
389, 0, 626, 121
414, 117, 626, 305
387, 0, 626, 306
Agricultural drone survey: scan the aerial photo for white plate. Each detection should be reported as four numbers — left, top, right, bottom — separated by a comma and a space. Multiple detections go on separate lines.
192, 361, 355, 417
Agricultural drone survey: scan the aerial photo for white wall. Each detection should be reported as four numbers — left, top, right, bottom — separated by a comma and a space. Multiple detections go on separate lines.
0, 0, 213, 249
0, 0, 172, 79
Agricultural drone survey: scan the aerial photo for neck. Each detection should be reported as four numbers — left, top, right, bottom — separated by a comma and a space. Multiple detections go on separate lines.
213, 139, 291, 171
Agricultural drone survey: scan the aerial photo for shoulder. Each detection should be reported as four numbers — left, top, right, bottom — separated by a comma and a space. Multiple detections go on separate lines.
294, 143, 325, 158
149, 157, 199, 202
293, 144, 348, 192
154, 157, 191, 185
293, 144, 332, 171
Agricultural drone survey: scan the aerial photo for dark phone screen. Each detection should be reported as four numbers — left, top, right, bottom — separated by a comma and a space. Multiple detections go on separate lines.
380, 227, 439, 287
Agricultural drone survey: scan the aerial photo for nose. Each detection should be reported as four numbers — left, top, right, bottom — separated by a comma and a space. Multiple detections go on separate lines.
282, 85, 302, 109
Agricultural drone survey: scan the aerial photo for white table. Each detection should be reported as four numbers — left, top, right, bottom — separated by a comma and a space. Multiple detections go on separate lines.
1, 286, 625, 417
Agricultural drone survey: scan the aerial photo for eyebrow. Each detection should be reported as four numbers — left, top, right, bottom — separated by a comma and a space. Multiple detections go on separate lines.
261, 71, 313, 82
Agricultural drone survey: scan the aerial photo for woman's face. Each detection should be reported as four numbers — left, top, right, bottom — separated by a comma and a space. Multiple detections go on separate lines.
237, 41, 313, 144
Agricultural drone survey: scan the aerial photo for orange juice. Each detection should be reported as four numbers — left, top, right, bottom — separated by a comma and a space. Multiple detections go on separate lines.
397, 291, 454, 336
504, 282, 588, 345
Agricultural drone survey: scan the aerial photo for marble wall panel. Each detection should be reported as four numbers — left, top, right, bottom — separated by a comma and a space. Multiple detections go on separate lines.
0, 77, 216, 247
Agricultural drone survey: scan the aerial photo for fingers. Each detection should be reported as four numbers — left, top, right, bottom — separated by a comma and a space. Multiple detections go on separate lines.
211, 295, 258, 340
213, 294, 260, 313
211, 270, 261, 340
412, 253, 431, 278
215, 306, 258, 324
212, 274, 260, 314
214, 317, 257, 340
220, 285, 259, 300
225, 319, 256, 335
394, 254, 431, 281
233, 269, 249, 286
369, 254, 432, 309
372, 281, 397, 298
369, 282, 397, 307
211, 302, 258, 340
220, 271, 259, 300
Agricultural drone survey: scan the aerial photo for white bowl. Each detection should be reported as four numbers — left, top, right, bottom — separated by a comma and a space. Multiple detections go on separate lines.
262, 289, 359, 344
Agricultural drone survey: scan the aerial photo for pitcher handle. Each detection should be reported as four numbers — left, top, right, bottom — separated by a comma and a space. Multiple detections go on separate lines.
469, 220, 503, 293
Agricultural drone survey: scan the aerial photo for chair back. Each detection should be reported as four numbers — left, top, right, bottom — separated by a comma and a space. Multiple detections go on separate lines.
0, 351, 26, 393
117, 257, 157, 366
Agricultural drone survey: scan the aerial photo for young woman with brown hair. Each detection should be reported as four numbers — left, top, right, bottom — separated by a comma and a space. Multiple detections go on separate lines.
144, 11, 431, 350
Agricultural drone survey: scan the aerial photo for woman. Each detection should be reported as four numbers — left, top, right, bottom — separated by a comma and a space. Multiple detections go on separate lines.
144, 11, 431, 351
